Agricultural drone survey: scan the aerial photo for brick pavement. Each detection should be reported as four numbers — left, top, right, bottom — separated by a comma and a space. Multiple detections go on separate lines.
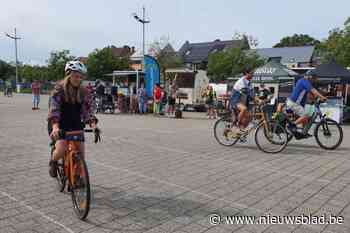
1, 94, 350, 233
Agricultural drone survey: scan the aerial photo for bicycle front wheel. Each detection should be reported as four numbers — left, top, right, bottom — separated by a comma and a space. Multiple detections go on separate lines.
315, 118, 343, 150
71, 155, 91, 220
213, 116, 239, 146
255, 121, 288, 153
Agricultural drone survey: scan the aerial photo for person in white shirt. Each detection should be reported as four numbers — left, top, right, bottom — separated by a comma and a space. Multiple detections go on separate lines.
229, 70, 258, 130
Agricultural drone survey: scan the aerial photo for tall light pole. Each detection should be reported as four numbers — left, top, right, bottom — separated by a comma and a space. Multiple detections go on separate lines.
132, 6, 150, 66
5, 28, 21, 92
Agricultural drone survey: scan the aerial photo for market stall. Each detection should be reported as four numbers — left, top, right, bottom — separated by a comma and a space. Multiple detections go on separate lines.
309, 60, 350, 123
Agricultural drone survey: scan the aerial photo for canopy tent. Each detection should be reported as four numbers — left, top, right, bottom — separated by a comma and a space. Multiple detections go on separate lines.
104, 70, 144, 92
310, 60, 350, 84
310, 60, 350, 105
227, 61, 297, 83
252, 60, 297, 83
227, 61, 298, 102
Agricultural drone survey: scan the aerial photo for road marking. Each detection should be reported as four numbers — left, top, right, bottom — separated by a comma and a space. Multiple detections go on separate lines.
0, 190, 75, 233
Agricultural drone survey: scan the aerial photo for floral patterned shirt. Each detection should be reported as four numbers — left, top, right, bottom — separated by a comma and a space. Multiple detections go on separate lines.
48, 84, 96, 125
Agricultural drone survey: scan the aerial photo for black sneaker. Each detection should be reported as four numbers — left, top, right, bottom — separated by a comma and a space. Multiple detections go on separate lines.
49, 160, 58, 178
287, 123, 297, 134
300, 133, 313, 139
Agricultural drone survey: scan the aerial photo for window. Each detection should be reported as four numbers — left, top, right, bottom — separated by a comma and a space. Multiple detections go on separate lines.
268, 57, 282, 63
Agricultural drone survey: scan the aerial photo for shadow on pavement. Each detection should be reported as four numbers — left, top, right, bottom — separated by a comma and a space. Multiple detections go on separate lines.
84, 184, 251, 232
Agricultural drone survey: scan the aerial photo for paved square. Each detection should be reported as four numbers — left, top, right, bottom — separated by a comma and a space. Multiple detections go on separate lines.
1, 94, 350, 233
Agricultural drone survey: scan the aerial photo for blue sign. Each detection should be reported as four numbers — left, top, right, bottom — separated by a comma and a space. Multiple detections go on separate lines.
144, 55, 160, 97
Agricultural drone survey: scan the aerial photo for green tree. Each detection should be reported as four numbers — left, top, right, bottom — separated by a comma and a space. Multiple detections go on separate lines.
0, 60, 15, 81
19, 64, 49, 83
148, 37, 183, 83
207, 47, 265, 82
86, 46, 130, 81
47, 50, 75, 81
319, 17, 350, 67
273, 34, 320, 48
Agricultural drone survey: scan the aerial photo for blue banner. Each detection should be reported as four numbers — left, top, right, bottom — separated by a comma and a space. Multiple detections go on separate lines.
144, 55, 160, 97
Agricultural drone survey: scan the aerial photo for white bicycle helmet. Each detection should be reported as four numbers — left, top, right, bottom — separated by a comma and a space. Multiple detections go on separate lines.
65, 61, 87, 74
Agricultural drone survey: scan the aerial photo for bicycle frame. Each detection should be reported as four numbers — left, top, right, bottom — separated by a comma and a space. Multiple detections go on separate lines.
303, 102, 323, 134
64, 134, 83, 188
282, 100, 326, 135
231, 103, 272, 137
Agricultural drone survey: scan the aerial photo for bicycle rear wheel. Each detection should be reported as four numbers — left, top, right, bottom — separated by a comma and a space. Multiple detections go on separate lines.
255, 121, 288, 153
71, 154, 91, 220
213, 116, 239, 146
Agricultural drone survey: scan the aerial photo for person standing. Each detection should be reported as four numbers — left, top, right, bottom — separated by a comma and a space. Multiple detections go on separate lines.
31, 79, 41, 110
137, 84, 147, 114
257, 84, 271, 100
257, 83, 273, 119
203, 85, 217, 119
167, 83, 177, 116
160, 87, 167, 115
129, 85, 138, 114
153, 83, 162, 115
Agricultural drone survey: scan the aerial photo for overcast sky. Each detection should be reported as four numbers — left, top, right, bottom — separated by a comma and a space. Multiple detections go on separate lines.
0, 0, 349, 65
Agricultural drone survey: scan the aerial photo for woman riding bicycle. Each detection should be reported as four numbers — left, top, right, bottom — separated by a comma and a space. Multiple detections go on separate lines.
48, 61, 98, 178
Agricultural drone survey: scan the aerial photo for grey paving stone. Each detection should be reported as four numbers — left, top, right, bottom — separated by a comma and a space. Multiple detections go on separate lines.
1, 94, 350, 233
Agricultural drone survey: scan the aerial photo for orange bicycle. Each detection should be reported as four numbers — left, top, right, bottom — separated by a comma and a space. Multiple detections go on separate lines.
50, 128, 101, 220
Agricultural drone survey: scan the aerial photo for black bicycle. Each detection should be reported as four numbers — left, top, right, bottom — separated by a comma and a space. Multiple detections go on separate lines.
273, 98, 343, 151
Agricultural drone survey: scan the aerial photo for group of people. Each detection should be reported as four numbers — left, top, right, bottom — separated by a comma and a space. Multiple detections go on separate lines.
42, 59, 328, 178
89, 80, 178, 116
152, 83, 177, 116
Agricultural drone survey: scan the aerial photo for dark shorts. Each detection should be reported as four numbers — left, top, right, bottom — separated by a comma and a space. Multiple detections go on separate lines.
168, 97, 176, 105
229, 91, 241, 108
230, 91, 250, 110
206, 100, 215, 108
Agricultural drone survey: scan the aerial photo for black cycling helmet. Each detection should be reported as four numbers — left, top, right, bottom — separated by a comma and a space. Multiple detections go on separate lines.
305, 69, 316, 78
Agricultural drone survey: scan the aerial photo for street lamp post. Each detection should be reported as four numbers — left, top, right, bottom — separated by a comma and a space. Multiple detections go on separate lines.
132, 6, 150, 66
5, 28, 21, 93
